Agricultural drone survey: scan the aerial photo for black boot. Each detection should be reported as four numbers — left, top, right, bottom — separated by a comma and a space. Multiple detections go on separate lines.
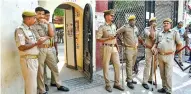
157, 88, 167, 93
127, 82, 134, 89
57, 86, 69, 92
45, 84, 49, 91
142, 83, 149, 90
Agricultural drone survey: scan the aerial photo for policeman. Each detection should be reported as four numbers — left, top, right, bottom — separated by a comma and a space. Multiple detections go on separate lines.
173, 21, 185, 66
15, 10, 45, 94
31, 7, 69, 94
116, 15, 142, 89
184, 24, 191, 56
152, 18, 182, 94
43, 9, 59, 91
142, 17, 159, 89
96, 10, 124, 92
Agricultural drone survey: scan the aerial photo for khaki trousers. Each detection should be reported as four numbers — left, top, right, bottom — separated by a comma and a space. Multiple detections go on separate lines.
44, 48, 58, 84
158, 54, 174, 93
178, 38, 184, 62
125, 47, 137, 82
101, 46, 120, 86
20, 57, 38, 94
185, 38, 190, 55
143, 48, 157, 84
37, 48, 61, 93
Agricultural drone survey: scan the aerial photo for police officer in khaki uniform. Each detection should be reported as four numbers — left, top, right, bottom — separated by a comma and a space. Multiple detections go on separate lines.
173, 21, 185, 66
116, 15, 142, 89
152, 18, 182, 94
142, 17, 159, 89
31, 7, 69, 94
96, 10, 124, 92
43, 9, 59, 91
15, 11, 45, 94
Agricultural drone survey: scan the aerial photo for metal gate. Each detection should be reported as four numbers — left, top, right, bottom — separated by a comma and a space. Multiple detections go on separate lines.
83, 4, 93, 82
111, 1, 146, 73
155, 1, 176, 28
113, 1, 146, 33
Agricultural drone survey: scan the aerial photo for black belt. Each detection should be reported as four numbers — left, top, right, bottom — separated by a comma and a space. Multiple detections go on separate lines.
103, 43, 115, 47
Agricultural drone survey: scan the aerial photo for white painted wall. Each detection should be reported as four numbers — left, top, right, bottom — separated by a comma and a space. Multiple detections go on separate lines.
1, 0, 38, 93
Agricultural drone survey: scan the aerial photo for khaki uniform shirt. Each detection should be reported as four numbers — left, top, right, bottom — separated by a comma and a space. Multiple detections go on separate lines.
155, 29, 182, 52
144, 27, 160, 47
31, 22, 50, 44
96, 22, 117, 44
116, 24, 140, 46
15, 23, 39, 56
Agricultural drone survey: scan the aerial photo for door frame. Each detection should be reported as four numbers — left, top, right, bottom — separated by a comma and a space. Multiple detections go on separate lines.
65, 6, 78, 70
83, 3, 93, 82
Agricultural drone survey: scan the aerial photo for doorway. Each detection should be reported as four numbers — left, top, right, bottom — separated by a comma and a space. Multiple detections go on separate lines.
52, 3, 93, 81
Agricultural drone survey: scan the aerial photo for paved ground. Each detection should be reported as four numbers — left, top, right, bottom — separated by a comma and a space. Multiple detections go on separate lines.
47, 44, 191, 94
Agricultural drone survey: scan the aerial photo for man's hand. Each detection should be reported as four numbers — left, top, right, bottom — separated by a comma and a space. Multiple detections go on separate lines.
36, 37, 47, 45
151, 47, 158, 55
39, 19, 49, 24
108, 34, 116, 40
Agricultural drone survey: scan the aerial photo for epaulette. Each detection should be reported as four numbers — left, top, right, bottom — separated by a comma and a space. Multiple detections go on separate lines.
16, 25, 24, 30
145, 27, 150, 29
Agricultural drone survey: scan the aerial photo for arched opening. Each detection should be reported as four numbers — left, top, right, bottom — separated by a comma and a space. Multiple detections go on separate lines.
51, 2, 84, 80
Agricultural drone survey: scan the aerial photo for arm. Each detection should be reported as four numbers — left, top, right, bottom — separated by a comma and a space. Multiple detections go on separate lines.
18, 43, 37, 51
47, 23, 54, 37
138, 36, 144, 45
136, 28, 144, 45
175, 31, 183, 50
96, 26, 114, 42
15, 29, 38, 51
151, 32, 159, 55
149, 26, 155, 39
116, 25, 125, 35
41, 19, 54, 37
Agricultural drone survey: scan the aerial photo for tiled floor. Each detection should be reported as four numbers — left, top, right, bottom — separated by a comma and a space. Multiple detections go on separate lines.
48, 44, 191, 94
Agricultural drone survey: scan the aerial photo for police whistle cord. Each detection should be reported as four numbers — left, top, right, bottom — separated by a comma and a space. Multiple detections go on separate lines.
174, 45, 191, 73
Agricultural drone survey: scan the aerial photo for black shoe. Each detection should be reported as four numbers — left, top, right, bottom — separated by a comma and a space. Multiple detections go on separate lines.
50, 83, 57, 87
57, 86, 69, 92
142, 83, 149, 90
113, 85, 124, 91
127, 82, 134, 89
179, 62, 183, 66
42, 92, 48, 94
148, 81, 156, 85
166, 92, 171, 94
157, 88, 167, 93
132, 80, 137, 84
105, 86, 112, 92
45, 84, 49, 91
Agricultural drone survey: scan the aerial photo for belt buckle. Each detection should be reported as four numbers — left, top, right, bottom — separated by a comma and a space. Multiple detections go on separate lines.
45, 44, 48, 48
161, 52, 165, 55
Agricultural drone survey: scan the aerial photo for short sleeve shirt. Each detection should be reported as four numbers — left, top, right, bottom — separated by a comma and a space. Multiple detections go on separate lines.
96, 23, 117, 44
116, 24, 139, 46
15, 23, 39, 55
155, 29, 182, 52
144, 27, 160, 46
31, 22, 50, 44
